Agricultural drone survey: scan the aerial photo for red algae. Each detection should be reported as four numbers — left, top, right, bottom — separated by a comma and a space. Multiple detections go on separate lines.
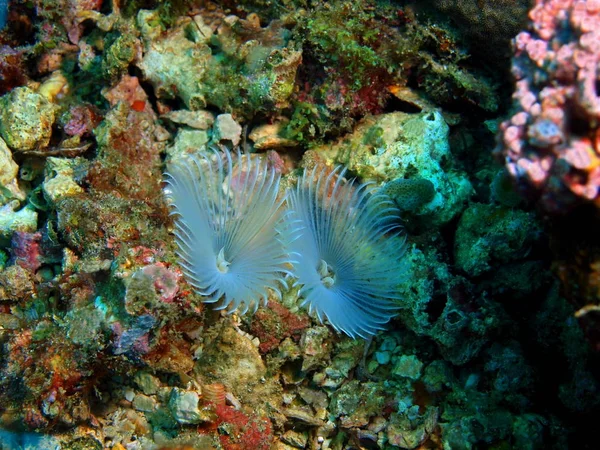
251, 300, 310, 353
11, 231, 42, 272
213, 403, 273, 450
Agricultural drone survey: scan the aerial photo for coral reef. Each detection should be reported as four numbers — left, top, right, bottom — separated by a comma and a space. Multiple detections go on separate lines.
283, 0, 499, 144
497, 0, 600, 212
138, 10, 301, 117
0, 86, 58, 152
0, 0, 598, 449
496, 0, 600, 350
313, 110, 472, 228
0, 138, 25, 206
454, 203, 541, 277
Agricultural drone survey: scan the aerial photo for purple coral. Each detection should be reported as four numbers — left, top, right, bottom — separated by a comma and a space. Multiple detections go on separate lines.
285, 165, 408, 338
164, 147, 292, 314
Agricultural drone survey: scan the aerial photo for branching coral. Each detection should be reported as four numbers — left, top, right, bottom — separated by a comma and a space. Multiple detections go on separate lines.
285, 165, 408, 338
164, 147, 292, 314
497, 0, 600, 212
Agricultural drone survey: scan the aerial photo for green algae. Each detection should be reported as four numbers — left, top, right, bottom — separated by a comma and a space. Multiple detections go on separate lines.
454, 203, 541, 277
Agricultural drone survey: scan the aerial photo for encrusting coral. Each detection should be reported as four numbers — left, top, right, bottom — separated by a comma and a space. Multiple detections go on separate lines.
497, 0, 600, 212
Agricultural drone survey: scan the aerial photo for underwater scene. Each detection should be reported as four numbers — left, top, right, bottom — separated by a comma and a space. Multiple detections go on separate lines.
1, 0, 600, 448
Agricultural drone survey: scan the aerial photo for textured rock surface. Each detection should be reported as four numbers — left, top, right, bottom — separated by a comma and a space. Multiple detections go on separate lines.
0, 138, 25, 205
0, 87, 57, 151
316, 110, 472, 226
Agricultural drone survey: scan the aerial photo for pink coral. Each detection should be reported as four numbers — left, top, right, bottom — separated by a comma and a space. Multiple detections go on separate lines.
497, 0, 600, 212
11, 232, 42, 272
63, 104, 102, 137
140, 263, 180, 303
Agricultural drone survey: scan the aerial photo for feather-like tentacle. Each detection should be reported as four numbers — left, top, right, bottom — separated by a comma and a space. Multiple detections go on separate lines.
164, 147, 293, 314
286, 165, 408, 339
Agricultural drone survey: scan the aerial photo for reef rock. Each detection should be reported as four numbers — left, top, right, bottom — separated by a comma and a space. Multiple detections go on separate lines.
0, 86, 57, 151
315, 110, 472, 227
0, 138, 25, 205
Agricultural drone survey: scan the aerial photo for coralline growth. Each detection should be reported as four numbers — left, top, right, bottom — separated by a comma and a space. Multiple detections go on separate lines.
497, 0, 600, 212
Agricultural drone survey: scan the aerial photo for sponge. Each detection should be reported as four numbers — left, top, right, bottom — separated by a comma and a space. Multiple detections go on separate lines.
382, 178, 435, 212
